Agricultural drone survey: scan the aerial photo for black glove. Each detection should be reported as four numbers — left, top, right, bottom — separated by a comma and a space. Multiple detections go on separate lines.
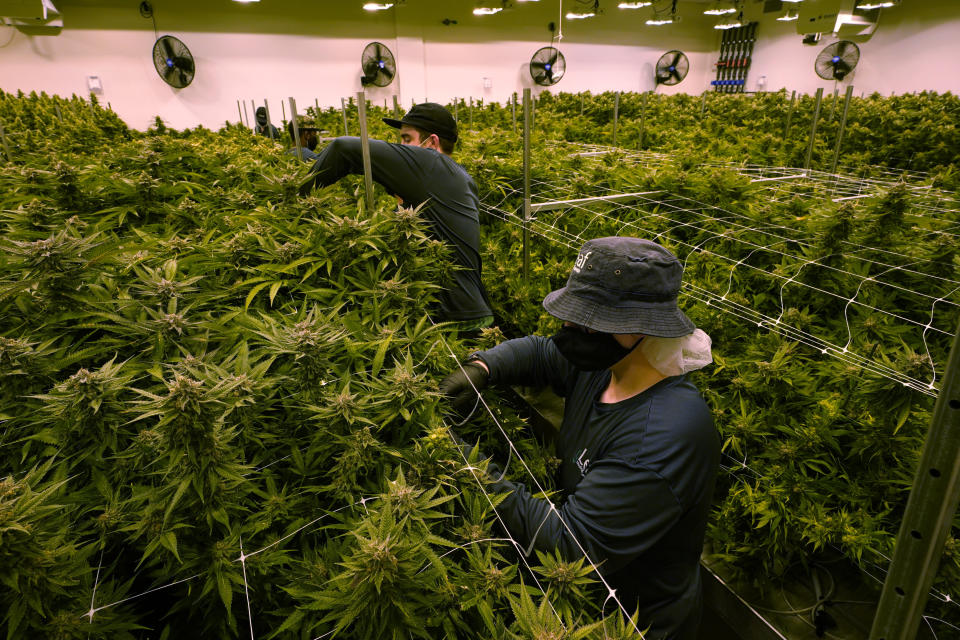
438, 361, 489, 416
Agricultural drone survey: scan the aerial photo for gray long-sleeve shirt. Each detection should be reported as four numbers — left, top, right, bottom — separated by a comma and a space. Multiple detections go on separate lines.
475, 336, 719, 640
302, 137, 492, 322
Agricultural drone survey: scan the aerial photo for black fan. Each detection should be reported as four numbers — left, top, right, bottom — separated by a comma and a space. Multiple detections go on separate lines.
361, 42, 396, 87
530, 46, 566, 86
152, 36, 195, 89
655, 50, 689, 86
815, 40, 860, 81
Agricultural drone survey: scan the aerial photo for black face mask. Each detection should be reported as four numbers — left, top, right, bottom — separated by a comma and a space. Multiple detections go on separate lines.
551, 326, 642, 371
306, 136, 319, 151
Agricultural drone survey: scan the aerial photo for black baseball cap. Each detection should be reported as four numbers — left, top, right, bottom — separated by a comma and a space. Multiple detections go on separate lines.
383, 102, 458, 143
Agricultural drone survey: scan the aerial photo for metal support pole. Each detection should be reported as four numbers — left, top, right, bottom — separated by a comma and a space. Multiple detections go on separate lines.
784, 90, 796, 138
522, 88, 532, 282
612, 91, 620, 147
264, 99, 275, 141
531, 93, 536, 128
830, 85, 854, 174
639, 92, 648, 150
250, 100, 256, 127
237, 100, 244, 126
356, 91, 375, 214
289, 97, 302, 161
315, 98, 320, 115
870, 320, 960, 640
803, 87, 824, 170
0, 122, 11, 162
580, 92, 584, 116
512, 93, 517, 134
281, 99, 286, 123
454, 98, 458, 123
243, 101, 251, 131
393, 94, 400, 118
341, 97, 350, 136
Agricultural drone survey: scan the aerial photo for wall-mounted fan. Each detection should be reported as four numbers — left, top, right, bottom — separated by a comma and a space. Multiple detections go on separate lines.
152, 35, 195, 89
656, 50, 689, 85
815, 40, 860, 81
361, 42, 396, 87
530, 46, 566, 86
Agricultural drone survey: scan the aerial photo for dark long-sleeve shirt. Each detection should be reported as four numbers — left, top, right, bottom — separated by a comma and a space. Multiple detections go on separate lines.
475, 336, 719, 640
302, 137, 492, 322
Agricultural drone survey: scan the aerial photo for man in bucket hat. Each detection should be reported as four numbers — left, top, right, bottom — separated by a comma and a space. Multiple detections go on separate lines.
439, 236, 719, 640
298, 102, 493, 330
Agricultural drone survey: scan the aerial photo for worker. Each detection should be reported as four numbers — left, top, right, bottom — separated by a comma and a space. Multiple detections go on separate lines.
439, 236, 719, 640
286, 121, 321, 162
298, 102, 493, 330
254, 106, 279, 139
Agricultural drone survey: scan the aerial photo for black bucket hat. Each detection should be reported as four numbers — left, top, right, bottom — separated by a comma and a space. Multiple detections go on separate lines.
383, 102, 458, 142
542, 236, 695, 337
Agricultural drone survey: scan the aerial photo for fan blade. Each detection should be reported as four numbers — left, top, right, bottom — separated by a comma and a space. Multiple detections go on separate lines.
178, 68, 188, 87
548, 49, 559, 66
671, 52, 682, 69
834, 59, 851, 76
531, 61, 549, 70
163, 64, 179, 84
374, 43, 383, 61
671, 68, 682, 83
175, 56, 194, 75
161, 37, 175, 62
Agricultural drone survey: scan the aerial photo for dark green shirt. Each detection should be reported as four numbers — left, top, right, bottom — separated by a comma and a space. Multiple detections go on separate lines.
303, 137, 492, 322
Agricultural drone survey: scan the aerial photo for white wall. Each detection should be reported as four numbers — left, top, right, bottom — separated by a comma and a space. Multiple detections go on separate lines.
736, 0, 960, 96
1, 0, 957, 130
0, 0, 718, 130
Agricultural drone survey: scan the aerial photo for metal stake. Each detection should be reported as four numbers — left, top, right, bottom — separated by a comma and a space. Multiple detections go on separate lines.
264, 99, 275, 140
784, 89, 797, 138
281, 99, 286, 123
870, 319, 960, 640
531, 93, 536, 128
522, 88, 532, 282
803, 88, 824, 170
250, 100, 256, 129
0, 122, 11, 162
639, 92, 648, 149
237, 100, 244, 126
393, 94, 400, 117
341, 97, 350, 136
289, 97, 302, 161
356, 91, 375, 214
454, 98, 458, 123
243, 101, 251, 131
612, 91, 620, 147
830, 85, 854, 174
512, 93, 517, 134
469, 96, 473, 127
580, 92, 584, 116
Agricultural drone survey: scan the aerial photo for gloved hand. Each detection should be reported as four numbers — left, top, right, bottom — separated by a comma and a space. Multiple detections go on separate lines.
438, 361, 489, 416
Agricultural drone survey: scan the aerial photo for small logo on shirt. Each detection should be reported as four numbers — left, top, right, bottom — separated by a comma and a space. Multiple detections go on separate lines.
572, 251, 592, 274
575, 448, 590, 477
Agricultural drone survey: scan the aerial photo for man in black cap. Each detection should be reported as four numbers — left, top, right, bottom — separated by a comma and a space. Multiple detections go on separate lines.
285, 121, 321, 162
298, 102, 493, 329
254, 106, 279, 139
439, 236, 719, 640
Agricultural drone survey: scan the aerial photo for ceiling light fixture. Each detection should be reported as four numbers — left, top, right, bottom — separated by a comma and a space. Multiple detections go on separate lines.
646, 17, 673, 25
566, 11, 595, 18
776, 9, 797, 20
362, 2, 393, 10
780, 0, 803, 3
233, 0, 260, 3
856, 0, 895, 8
714, 17, 741, 29
618, 1, 652, 8
703, 2, 736, 15
473, 6, 502, 14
